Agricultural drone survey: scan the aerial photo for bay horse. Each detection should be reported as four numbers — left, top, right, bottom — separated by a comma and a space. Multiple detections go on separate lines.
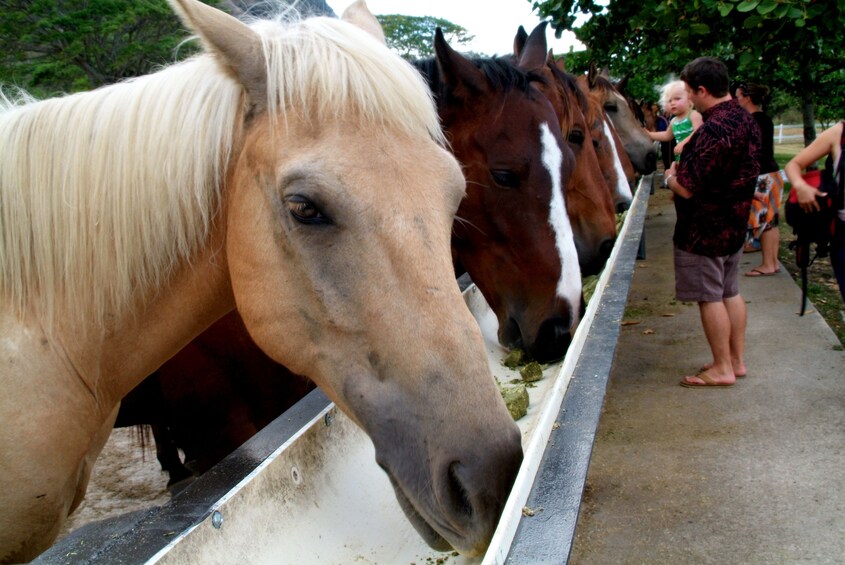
572, 72, 636, 211
583, 63, 657, 178
0, 1, 522, 561
512, 23, 617, 276
412, 30, 582, 364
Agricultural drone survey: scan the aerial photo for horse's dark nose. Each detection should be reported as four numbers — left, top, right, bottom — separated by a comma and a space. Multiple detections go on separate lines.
616, 201, 630, 213
500, 317, 525, 351
644, 150, 657, 174
599, 237, 616, 262
580, 237, 616, 277
530, 316, 572, 363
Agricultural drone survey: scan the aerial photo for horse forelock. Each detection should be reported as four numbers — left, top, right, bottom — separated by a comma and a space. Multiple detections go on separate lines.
0, 13, 444, 330
546, 64, 585, 135
593, 74, 615, 95
259, 17, 443, 146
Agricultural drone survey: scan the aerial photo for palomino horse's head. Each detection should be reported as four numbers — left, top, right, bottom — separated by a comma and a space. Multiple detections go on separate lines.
585, 63, 657, 177
577, 73, 637, 212
512, 23, 617, 276
414, 30, 581, 363
192, 2, 523, 554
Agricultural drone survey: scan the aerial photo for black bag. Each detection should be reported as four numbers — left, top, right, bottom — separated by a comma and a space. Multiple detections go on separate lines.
785, 123, 844, 315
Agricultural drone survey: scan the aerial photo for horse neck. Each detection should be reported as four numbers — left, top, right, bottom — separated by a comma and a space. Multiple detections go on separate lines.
40, 222, 234, 409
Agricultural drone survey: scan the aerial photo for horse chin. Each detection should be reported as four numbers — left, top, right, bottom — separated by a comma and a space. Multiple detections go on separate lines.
388, 476, 454, 553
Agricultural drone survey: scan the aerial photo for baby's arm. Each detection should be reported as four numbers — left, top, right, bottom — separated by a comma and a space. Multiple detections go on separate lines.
689, 111, 703, 132
647, 128, 673, 142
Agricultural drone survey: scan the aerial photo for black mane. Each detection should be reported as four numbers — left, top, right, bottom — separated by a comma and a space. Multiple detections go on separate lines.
412, 55, 547, 103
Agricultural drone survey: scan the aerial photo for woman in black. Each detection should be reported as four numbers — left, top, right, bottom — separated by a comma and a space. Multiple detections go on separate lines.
736, 82, 784, 276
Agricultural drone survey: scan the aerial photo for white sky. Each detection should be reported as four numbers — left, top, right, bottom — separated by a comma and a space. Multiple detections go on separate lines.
329, 0, 586, 56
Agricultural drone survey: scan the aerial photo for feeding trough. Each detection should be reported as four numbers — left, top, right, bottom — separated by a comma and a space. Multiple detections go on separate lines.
38, 178, 653, 565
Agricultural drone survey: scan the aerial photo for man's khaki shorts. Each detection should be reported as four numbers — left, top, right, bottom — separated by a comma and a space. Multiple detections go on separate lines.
674, 246, 742, 302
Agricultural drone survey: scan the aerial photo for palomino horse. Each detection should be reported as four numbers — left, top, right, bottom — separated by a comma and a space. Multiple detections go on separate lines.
512, 23, 617, 276
117, 23, 587, 487
583, 63, 657, 178
412, 30, 582, 363
0, 1, 522, 561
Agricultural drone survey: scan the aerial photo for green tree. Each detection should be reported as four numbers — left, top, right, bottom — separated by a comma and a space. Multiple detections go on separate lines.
531, 0, 845, 144
0, 0, 214, 95
376, 14, 474, 60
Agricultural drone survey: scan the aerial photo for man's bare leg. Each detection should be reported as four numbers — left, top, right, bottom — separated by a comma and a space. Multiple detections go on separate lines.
699, 294, 747, 378
682, 299, 737, 386
723, 293, 747, 376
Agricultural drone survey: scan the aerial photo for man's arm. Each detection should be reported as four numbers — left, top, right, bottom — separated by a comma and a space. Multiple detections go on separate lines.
663, 164, 693, 199
665, 174, 693, 199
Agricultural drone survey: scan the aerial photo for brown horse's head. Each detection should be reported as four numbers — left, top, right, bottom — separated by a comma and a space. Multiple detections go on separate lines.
585, 63, 657, 177
513, 24, 617, 276
415, 29, 582, 363
577, 73, 637, 211
173, 0, 522, 556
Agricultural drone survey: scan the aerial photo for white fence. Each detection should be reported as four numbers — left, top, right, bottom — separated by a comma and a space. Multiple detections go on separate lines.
774, 122, 839, 144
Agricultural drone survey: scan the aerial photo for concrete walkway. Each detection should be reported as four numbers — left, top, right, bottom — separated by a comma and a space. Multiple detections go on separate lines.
569, 187, 845, 564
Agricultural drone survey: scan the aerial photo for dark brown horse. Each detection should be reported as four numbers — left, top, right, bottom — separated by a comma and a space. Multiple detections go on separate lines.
115, 311, 315, 487
582, 63, 657, 177
576, 72, 637, 211
413, 29, 582, 363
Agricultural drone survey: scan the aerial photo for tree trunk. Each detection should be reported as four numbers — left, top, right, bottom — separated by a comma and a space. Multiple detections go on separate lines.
801, 91, 816, 147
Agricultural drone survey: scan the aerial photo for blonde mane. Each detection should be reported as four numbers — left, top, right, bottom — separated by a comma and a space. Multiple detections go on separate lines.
0, 14, 443, 329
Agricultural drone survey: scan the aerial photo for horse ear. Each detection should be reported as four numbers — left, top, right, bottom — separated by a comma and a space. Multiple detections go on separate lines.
588, 60, 599, 88
341, 0, 386, 45
513, 25, 528, 57
434, 27, 486, 100
168, 0, 266, 112
616, 74, 629, 93
554, 53, 567, 72
516, 22, 548, 73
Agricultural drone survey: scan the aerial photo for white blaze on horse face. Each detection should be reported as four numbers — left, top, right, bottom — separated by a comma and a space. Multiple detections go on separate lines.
602, 118, 633, 203
540, 122, 582, 311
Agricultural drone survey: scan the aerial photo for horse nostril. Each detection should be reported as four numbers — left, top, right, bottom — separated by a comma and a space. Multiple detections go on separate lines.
447, 461, 474, 520
599, 238, 615, 260
531, 316, 572, 363
499, 317, 524, 350
616, 201, 630, 213
645, 151, 657, 173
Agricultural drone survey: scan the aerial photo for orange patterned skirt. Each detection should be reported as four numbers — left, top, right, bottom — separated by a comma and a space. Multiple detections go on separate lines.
747, 170, 785, 242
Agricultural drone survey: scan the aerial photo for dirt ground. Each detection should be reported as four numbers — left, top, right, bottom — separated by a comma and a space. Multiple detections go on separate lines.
57, 428, 171, 540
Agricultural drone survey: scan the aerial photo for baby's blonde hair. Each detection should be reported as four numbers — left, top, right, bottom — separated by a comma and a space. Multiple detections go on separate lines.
658, 80, 686, 112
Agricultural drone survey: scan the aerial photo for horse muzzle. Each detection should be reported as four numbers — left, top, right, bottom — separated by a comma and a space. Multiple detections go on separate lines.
501, 314, 573, 363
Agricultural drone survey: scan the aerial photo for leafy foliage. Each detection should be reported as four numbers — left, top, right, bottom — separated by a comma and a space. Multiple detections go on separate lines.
0, 0, 213, 95
531, 0, 845, 140
376, 14, 475, 60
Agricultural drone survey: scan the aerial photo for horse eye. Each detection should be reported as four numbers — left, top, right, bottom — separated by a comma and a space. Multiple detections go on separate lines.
568, 130, 585, 145
603, 103, 618, 112
490, 169, 521, 189
286, 195, 331, 225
